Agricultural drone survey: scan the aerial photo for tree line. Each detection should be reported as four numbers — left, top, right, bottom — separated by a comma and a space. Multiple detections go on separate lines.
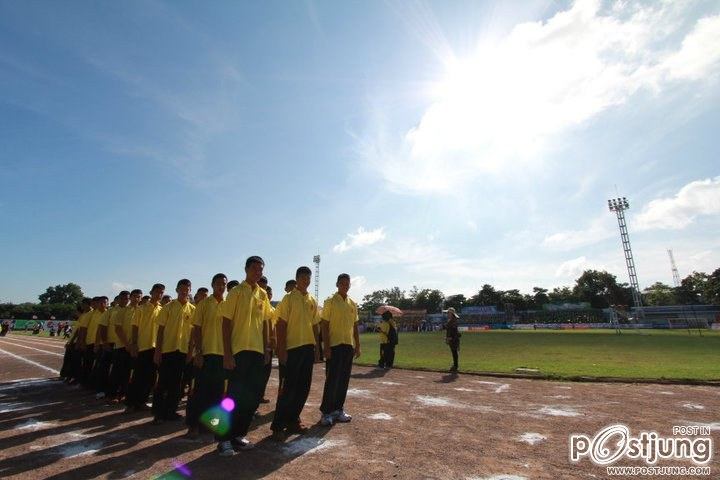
360, 268, 720, 314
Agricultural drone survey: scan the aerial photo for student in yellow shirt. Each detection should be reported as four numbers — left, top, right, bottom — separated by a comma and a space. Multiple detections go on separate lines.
106, 290, 134, 403
319, 274, 361, 426
92, 296, 114, 400
185, 273, 227, 439
378, 311, 398, 369
216, 256, 272, 456
270, 266, 320, 440
257, 276, 273, 404
152, 278, 195, 423
125, 283, 165, 413
86, 296, 108, 390
77, 297, 100, 388
193, 287, 209, 305
64, 297, 91, 384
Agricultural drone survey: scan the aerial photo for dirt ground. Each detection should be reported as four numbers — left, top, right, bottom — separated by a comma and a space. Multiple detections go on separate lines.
0, 333, 719, 480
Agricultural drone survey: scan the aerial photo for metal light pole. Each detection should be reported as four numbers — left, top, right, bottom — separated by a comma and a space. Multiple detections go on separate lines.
607, 197, 644, 320
313, 254, 320, 300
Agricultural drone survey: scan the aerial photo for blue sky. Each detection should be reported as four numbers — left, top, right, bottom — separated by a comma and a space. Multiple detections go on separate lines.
1, 0, 719, 303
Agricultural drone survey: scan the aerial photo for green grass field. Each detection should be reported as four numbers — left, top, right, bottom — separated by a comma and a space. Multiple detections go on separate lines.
356, 330, 720, 381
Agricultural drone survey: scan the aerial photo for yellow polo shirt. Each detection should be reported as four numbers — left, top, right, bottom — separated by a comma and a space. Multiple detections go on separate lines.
321, 293, 358, 347
220, 281, 272, 355
77, 310, 92, 329
86, 309, 104, 345
133, 301, 162, 352
378, 319, 397, 344
192, 295, 224, 356
112, 306, 134, 349
156, 299, 195, 354
276, 289, 320, 350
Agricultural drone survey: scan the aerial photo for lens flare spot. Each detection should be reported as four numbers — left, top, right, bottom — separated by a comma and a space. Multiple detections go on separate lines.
221, 397, 235, 412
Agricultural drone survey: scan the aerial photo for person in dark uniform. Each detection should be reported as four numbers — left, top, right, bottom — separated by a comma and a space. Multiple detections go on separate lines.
445, 307, 461, 372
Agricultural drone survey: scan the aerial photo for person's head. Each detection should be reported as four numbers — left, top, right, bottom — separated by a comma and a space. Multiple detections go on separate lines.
176, 279, 191, 303
446, 307, 459, 322
245, 256, 265, 285
210, 273, 227, 297
284, 279, 297, 293
336, 273, 351, 296
130, 289, 142, 306
110, 295, 118, 307
258, 276, 268, 289
161, 294, 172, 305
381, 311, 393, 321
118, 291, 130, 307
150, 283, 165, 303
194, 287, 208, 303
227, 280, 240, 291
98, 296, 109, 311
295, 266, 312, 292
266, 285, 273, 301
80, 297, 92, 313
140, 295, 150, 305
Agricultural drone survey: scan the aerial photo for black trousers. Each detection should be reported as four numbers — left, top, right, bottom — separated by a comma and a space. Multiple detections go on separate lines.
106, 348, 131, 398
126, 349, 157, 409
449, 340, 459, 369
320, 344, 354, 414
91, 347, 113, 394
152, 350, 185, 420
186, 354, 226, 429
271, 344, 314, 431
378, 343, 395, 368
81, 344, 95, 387
259, 350, 272, 401
182, 359, 194, 397
60, 346, 74, 379
217, 351, 265, 442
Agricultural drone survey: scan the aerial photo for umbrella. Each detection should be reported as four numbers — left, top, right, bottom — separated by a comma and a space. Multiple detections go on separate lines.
375, 305, 403, 317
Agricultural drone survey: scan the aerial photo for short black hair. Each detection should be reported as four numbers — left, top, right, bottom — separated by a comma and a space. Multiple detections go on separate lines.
259, 276, 268, 285
130, 289, 142, 296
285, 279, 297, 289
197, 287, 209, 294
296, 266, 312, 278
176, 278, 191, 289
245, 256, 265, 269
119, 291, 130, 296
382, 311, 393, 320
99, 296, 109, 302
151, 283, 165, 293
114, 295, 120, 300
211, 273, 227, 285
91, 296, 100, 302
266, 286, 273, 294
162, 294, 171, 300
227, 280, 240, 290
81, 297, 92, 306
141, 295, 150, 301
336, 273, 350, 283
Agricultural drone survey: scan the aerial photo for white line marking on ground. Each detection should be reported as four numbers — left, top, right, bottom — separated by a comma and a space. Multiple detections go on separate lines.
5, 337, 66, 350
0, 339, 64, 357
518, 433, 546, 445
367, 413, 392, 420
0, 347, 60, 374
537, 406, 581, 417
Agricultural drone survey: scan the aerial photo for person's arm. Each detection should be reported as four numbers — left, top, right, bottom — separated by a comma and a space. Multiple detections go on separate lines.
154, 325, 164, 366
186, 330, 195, 364
76, 327, 87, 349
98, 324, 108, 346
313, 323, 321, 362
116, 324, 130, 350
321, 320, 331, 360
130, 325, 139, 357
276, 319, 287, 365
222, 317, 235, 370
353, 323, 361, 358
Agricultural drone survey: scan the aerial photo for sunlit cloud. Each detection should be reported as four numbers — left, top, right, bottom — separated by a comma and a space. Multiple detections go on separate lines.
360, 1, 720, 194
634, 176, 720, 230
333, 227, 386, 253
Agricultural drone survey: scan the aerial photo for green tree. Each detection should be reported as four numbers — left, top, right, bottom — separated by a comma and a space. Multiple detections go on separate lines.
409, 287, 445, 313
38, 283, 84, 305
547, 286, 576, 304
532, 287, 550, 308
643, 282, 676, 306
470, 284, 503, 307
675, 271, 709, 304
572, 270, 632, 308
703, 268, 720, 305
444, 294, 466, 311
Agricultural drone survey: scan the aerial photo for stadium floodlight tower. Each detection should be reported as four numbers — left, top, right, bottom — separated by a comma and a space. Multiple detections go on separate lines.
607, 197, 644, 319
313, 254, 320, 300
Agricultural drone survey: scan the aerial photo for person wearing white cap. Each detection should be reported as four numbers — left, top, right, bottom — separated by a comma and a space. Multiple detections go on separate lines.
445, 308, 461, 373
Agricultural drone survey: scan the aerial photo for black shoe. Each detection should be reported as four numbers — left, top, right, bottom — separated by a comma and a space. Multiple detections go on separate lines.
165, 412, 184, 421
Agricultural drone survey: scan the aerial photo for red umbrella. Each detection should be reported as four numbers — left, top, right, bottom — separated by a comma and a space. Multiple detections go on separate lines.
375, 305, 403, 317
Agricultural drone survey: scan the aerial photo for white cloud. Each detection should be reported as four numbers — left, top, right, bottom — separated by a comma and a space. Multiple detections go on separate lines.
543, 215, 615, 250
360, 1, 720, 194
111, 282, 133, 294
332, 227, 386, 253
635, 176, 720, 230
555, 256, 605, 278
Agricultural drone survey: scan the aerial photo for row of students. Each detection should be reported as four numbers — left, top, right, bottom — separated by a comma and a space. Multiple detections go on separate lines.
59, 256, 361, 456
